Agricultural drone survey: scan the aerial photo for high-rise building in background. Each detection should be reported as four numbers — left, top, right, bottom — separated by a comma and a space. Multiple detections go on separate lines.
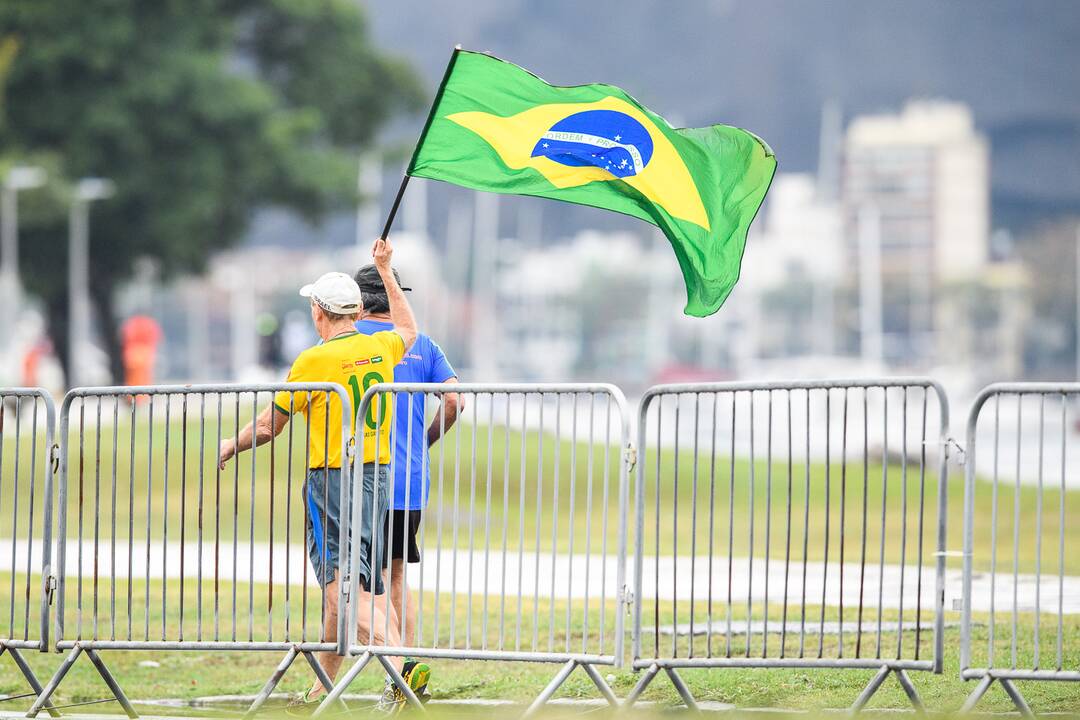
841, 100, 992, 367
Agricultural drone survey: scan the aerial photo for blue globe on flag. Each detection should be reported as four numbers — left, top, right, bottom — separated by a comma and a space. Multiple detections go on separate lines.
530, 109, 654, 179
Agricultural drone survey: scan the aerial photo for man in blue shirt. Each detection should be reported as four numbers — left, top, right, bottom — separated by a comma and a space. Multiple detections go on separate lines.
354, 265, 463, 658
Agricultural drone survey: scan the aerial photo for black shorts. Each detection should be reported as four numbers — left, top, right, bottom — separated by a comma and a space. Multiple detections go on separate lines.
382, 509, 422, 565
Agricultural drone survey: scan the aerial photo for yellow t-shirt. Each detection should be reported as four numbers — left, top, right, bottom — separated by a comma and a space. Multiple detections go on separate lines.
273, 330, 405, 468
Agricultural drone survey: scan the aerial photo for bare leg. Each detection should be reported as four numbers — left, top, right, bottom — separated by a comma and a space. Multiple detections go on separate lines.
388, 559, 417, 647
307, 570, 402, 697
309, 574, 345, 697
356, 586, 403, 675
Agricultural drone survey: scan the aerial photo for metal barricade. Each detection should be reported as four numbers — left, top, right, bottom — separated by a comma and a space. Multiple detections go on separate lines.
630, 379, 950, 711
960, 383, 1080, 717
31, 384, 351, 718
316, 383, 632, 717
0, 388, 58, 715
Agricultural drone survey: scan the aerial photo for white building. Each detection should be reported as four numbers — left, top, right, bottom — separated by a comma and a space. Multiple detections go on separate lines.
842, 100, 991, 366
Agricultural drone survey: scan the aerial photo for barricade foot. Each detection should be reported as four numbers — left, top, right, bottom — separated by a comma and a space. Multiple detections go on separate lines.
243, 647, 298, 718
578, 662, 619, 707
998, 679, 1034, 719
84, 649, 138, 718
959, 676, 1033, 718
522, 660, 578, 719
0, 647, 61, 717
26, 647, 81, 718
312, 651, 372, 718
851, 666, 923, 714
958, 676, 994, 713
664, 668, 700, 711
623, 665, 698, 711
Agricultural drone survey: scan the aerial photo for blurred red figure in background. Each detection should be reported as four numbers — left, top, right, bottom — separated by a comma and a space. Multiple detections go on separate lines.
121, 315, 162, 396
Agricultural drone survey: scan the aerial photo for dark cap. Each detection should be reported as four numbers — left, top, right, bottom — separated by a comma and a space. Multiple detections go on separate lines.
353, 264, 412, 294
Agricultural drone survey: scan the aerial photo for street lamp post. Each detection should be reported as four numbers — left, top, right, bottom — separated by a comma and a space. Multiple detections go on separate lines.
68, 178, 115, 388
0, 166, 47, 344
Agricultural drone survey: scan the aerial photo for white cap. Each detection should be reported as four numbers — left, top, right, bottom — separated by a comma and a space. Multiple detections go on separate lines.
299, 272, 363, 315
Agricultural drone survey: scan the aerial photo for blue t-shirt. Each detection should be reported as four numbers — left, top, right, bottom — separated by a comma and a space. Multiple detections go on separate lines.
355, 320, 457, 510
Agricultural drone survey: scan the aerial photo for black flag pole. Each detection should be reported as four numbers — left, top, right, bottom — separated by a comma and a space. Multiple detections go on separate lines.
376, 44, 463, 241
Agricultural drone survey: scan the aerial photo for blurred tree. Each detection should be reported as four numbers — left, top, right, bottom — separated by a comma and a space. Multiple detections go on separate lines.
0, 0, 423, 382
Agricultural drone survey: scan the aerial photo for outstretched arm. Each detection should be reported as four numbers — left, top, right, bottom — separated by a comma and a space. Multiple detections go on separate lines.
427, 378, 464, 447
218, 404, 290, 469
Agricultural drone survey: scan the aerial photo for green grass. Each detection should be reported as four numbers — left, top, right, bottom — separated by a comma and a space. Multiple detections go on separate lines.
1, 569, 1079, 715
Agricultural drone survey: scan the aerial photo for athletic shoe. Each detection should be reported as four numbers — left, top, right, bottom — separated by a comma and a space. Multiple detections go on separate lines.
284, 688, 322, 716
372, 659, 431, 714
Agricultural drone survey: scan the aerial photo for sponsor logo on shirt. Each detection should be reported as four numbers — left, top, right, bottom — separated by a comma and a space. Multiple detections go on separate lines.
341, 355, 383, 370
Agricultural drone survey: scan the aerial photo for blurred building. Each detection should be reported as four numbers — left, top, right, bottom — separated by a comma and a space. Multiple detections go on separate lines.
841, 100, 997, 368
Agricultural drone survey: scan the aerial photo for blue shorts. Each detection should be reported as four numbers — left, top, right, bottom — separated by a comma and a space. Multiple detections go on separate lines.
304, 464, 388, 594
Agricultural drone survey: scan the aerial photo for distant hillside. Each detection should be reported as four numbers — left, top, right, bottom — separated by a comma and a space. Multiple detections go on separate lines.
364, 0, 1080, 234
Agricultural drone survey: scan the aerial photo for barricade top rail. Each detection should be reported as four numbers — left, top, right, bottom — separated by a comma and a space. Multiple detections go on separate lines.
641, 376, 947, 393
62, 382, 350, 401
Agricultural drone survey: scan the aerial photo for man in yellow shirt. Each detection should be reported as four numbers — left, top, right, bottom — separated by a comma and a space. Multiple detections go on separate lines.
217, 238, 427, 711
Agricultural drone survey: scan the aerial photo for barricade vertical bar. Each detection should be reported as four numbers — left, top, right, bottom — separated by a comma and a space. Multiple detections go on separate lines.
726, 392, 735, 658
482, 392, 494, 651
1034, 395, 1045, 668
215, 394, 223, 642
856, 388, 868, 658
564, 393, 577, 654
549, 394, 561, 654
877, 388, 888, 658
77, 400, 85, 640
897, 388, 908, 659
515, 394, 526, 652
803, 390, 812, 656
498, 392, 511, 651
1012, 395, 1022, 668
532, 396, 543, 652
179, 394, 188, 642
654, 395, 662, 658
249, 392, 258, 643
816, 388, 825, 660
746, 391, 755, 659
838, 389, 848, 658
110, 397, 118, 641
126, 398, 136, 641
465, 392, 478, 649
145, 397, 154, 641
781, 390, 793, 658
915, 387, 929, 660
763, 391, 773, 657
582, 393, 595, 655
707, 392, 718, 659
162, 396, 171, 641
689, 393, 700, 658
93, 397, 101, 641
197, 395, 205, 642
11, 396, 22, 636
1057, 394, 1066, 671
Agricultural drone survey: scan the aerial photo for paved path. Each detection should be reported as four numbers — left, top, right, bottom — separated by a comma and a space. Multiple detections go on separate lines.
2, 539, 1077, 614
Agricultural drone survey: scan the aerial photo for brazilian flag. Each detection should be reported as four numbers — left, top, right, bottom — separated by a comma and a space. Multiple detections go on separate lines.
408, 49, 777, 317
